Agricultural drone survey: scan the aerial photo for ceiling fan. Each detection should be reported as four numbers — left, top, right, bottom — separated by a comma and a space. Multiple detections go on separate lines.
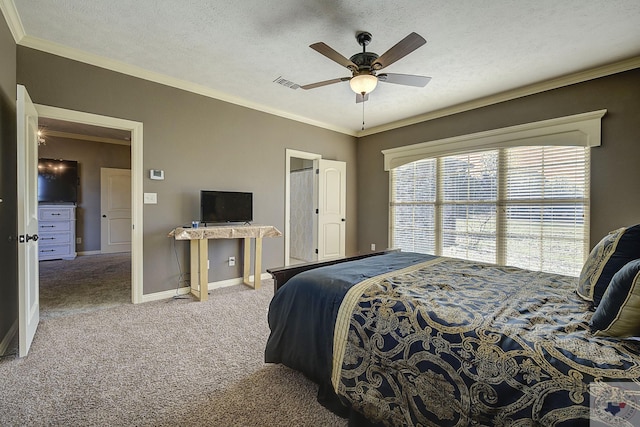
301, 31, 431, 103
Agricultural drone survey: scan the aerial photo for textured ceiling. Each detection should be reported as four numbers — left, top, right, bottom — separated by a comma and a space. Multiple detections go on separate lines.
8, 0, 640, 135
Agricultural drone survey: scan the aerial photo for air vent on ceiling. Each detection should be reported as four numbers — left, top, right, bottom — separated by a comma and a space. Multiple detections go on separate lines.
273, 76, 300, 90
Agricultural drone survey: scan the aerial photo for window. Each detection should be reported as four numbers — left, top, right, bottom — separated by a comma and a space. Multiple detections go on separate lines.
382, 110, 607, 276
385, 111, 605, 276
440, 151, 497, 264
391, 159, 437, 255
390, 146, 589, 276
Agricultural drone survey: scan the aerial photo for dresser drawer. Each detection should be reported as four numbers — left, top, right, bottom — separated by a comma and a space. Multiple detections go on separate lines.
39, 208, 73, 221
38, 232, 72, 245
39, 221, 72, 233
39, 244, 73, 258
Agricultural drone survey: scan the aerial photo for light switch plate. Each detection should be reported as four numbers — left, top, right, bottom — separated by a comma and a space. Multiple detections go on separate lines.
144, 192, 157, 204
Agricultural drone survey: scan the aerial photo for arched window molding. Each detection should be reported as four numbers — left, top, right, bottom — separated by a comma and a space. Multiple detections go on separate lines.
382, 110, 606, 171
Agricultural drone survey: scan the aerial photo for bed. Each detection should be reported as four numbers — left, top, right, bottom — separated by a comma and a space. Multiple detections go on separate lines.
265, 229, 640, 426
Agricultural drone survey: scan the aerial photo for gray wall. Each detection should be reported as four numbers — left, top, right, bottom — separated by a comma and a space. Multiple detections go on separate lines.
7, 15, 639, 316
357, 68, 640, 253
38, 138, 131, 252
0, 14, 17, 348
17, 47, 357, 295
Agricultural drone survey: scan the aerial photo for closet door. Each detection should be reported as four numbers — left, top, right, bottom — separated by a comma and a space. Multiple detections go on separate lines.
100, 167, 132, 253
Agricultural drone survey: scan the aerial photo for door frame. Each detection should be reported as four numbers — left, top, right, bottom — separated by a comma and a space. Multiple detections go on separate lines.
35, 104, 144, 304
284, 149, 321, 267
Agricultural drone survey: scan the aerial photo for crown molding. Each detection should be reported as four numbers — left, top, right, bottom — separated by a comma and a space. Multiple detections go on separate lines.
382, 109, 606, 170
0, 0, 25, 43
358, 56, 640, 137
17, 34, 357, 137
6, 0, 637, 139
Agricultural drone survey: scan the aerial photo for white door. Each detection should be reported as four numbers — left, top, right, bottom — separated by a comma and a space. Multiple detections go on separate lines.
100, 168, 131, 253
314, 159, 346, 260
17, 85, 39, 357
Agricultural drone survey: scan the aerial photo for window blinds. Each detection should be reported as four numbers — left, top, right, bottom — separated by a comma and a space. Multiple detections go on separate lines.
441, 151, 497, 264
391, 146, 589, 276
391, 158, 437, 254
502, 146, 589, 276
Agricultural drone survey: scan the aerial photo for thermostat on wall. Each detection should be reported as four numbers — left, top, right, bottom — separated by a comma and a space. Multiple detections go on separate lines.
150, 169, 164, 180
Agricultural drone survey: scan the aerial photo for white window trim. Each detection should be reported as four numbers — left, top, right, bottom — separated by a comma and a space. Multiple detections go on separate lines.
382, 110, 606, 171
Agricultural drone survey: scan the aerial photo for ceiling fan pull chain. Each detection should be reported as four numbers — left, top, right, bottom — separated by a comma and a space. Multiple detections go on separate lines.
362, 96, 366, 130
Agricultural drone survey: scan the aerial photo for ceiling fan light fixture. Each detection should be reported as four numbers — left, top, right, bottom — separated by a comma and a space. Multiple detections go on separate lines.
349, 74, 378, 95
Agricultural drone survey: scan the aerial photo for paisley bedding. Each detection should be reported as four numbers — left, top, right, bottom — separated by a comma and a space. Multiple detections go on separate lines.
265, 253, 640, 426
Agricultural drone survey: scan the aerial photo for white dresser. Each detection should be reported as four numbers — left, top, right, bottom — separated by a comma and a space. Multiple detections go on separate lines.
38, 204, 77, 261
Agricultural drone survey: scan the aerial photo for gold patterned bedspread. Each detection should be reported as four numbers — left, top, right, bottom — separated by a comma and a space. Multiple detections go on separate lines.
332, 257, 640, 426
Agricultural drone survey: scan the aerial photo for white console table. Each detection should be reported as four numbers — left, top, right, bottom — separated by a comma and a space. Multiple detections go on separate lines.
169, 224, 282, 301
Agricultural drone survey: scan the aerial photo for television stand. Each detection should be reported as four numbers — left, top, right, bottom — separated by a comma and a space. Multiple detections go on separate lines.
169, 224, 282, 301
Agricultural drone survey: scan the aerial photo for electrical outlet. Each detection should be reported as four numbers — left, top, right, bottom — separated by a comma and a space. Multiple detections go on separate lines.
229, 256, 236, 266
76, 237, 82, 244
207, 260, 210, 269
371, 243, 376, 251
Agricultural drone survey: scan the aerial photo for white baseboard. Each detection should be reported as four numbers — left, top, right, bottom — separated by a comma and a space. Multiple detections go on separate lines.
208, 275, 260, 290
0, 320, 18, 356
208, 272, 272, 290
208, 277, 245, 289
140, 273, 271, 303
77, 250, 102, 256
141, 286, 191, 303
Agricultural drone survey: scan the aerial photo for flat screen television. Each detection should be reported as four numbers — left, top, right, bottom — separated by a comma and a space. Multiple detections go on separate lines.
37, 158, 79, 203
200, 190, 253, 224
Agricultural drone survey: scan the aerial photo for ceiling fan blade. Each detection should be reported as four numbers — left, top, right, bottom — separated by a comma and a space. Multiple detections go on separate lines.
356, 93, 369, 103
300, 77, 350, 90
371, 32, 426, 70
310, 42, 358, 71
377, 73, 432, 87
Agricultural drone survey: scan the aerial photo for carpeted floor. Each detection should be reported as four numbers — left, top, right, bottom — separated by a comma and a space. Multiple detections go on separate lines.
1, 254, 347, 426
38, 253, 132, 320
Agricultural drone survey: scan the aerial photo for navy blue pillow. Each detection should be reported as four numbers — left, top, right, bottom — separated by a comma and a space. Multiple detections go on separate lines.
577, 224, 640, 307
590, 259, 640, 337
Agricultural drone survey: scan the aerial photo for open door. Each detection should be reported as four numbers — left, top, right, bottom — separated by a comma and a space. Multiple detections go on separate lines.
314, 159, 346, 260
17, 85, 40, 357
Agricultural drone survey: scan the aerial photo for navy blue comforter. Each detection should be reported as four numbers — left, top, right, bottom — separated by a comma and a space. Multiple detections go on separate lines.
265, 252, 434, 386
265, 253, 640, 426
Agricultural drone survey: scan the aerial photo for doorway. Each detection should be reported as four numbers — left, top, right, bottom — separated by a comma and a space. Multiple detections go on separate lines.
37, 124, 132, 318
284, 149, 347, 266
289, 158, 314, 264
285, 149, 321, 266
35, 105, 143, 304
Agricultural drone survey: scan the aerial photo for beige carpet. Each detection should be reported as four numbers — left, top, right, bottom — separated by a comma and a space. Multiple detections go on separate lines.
1, 254, 347, 426
39, 253, 132, 320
